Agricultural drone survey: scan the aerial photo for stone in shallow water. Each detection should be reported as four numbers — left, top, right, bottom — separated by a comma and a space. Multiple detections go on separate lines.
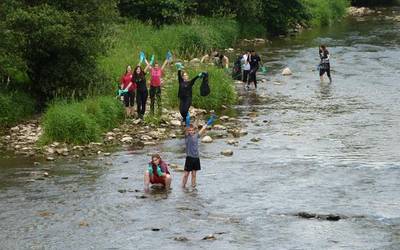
221, 149, 233, 156
202, 234, 217, 240
201, 136, 213, 143
174, 236, 189, 242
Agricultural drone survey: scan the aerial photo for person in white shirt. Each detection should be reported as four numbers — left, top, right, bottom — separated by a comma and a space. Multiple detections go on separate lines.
241, 50, 251, 87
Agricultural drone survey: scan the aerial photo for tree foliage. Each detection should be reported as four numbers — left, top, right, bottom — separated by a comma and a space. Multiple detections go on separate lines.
0, 0, 118, 105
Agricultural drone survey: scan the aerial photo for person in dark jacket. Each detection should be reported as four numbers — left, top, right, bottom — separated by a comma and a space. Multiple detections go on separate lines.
176, 64, 204, 122
133, 65, 149, 119
248, 50, 261, 89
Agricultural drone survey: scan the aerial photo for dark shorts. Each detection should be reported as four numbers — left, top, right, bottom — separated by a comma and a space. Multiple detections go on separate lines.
184, 156, 201, 171
319, 64, 331, 77
123, 91, 135, 107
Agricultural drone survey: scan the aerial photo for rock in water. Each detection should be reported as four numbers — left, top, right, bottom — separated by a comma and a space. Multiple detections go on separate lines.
174, 236, 189, 242
250, 137, 261, 142
282, 67, 292, 76
202, 234, 217, 240
221, 149, 233, 156
201, 136, 213, 143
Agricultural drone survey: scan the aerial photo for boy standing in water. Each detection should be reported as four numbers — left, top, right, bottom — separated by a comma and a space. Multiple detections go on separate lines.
181, 117, 214, 188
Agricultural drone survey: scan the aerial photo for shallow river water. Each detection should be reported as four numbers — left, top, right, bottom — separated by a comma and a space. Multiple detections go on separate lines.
1, 8, 400, 250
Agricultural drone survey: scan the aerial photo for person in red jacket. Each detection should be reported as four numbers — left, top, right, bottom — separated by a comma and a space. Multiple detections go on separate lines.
144, 154, 172, 192
120, 65, 136, 117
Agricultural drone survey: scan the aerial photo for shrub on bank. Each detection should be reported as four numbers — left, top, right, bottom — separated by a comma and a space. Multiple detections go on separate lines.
0, 91, 35, 128
164, 66, 237, 111
41, 96, 124, 144
303, 0, 350, 26
98, 17, 239, 88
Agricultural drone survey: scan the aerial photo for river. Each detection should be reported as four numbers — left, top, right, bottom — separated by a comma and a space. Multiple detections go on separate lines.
1, 7, 400, 250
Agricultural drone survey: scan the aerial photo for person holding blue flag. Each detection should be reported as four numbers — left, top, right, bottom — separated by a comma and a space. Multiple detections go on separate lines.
181, 115, 216, 189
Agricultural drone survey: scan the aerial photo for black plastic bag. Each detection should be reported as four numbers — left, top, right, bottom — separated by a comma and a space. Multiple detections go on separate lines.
200, 72, 210, 96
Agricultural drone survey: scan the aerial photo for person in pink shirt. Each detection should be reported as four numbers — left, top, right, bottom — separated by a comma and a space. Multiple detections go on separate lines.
146, 59, 169, 115
120, 65, 136, 117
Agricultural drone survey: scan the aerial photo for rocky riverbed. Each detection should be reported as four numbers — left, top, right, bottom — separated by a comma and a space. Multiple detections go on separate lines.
0, 106, 248, 163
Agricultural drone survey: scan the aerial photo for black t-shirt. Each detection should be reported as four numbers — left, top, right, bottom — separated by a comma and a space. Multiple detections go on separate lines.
249, 54, 261, 69
134, 74, 147, 91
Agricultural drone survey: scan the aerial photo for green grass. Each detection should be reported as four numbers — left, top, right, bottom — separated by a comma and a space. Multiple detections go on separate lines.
0, 91, 36, 128
303, 0, 350, 26
98, 17, 240, 90
41, 96, 124, 144
164, 66, 237, 110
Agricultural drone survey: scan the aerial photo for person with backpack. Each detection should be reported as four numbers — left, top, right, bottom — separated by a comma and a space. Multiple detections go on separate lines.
176, 63, 205, 123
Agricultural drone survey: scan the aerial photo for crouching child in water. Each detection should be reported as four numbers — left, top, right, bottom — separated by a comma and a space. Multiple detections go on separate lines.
144, 154, 171, 192
182, 116, 215, 188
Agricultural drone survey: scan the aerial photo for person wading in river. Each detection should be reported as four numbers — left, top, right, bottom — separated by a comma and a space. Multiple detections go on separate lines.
319, 44, 332, 83
248, 50, 261, 90
144, 153, 171, 192
182, 116, 215, 189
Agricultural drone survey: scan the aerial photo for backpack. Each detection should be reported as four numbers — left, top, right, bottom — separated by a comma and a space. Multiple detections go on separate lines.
200, 72, 210, 96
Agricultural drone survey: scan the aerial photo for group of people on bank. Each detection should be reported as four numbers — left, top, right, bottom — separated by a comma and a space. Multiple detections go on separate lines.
120, 44, 332, 192
119, 58, 169, 119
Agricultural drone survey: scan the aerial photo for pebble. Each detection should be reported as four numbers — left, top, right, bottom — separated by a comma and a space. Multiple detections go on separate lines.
221, 149, 233, 156
202, 234, 217, 240
174, 236, 189, 242
282, 67, 293, 76
46, 157, 55, 161
201, 136, 213, 143
250, 137, 261, 142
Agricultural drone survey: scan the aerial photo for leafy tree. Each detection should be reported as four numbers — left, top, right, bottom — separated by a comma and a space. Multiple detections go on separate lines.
0, 0, 118, 105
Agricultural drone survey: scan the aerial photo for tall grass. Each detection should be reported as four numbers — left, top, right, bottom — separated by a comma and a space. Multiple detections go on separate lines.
0, 91, 36, 128
303, 0, 350, 26
164, 66, 237, 110
98, 17, 240, 90
41, 96, 124, 144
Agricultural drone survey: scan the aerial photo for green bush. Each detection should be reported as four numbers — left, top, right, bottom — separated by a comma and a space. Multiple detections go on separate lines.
98, 17, 239, 89
82, 96, 125, 131
302, 0, 349, 27
0, 1, 118, 104
0, 91, 35, 128
164, 66, 237, 111
41, 96, 124, 144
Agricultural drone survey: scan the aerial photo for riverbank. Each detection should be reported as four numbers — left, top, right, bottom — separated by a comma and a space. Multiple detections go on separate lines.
0, 104, 248, 162
0, 2, 356, 156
